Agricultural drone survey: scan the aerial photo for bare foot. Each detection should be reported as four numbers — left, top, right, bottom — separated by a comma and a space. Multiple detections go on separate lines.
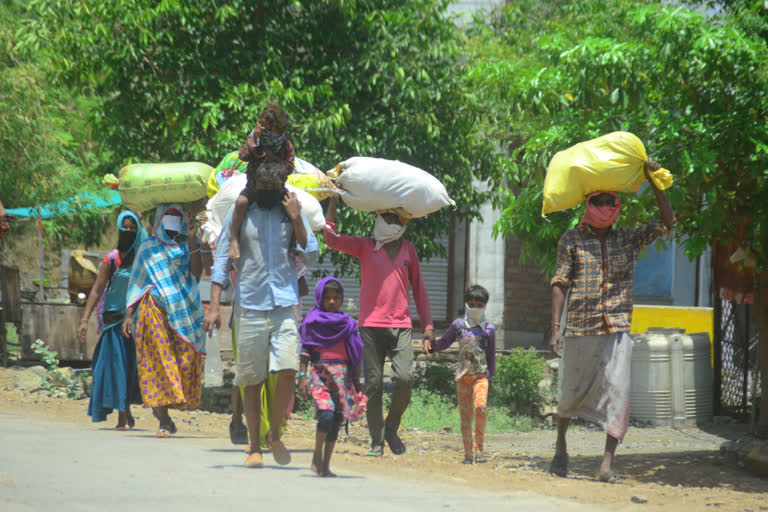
115, 411, 128, 430
228, 238, 240, 260
311, 455, 322, 475
322, 468, 337, 478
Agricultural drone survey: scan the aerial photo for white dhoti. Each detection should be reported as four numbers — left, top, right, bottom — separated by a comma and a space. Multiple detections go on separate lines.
558, 332, 632, 441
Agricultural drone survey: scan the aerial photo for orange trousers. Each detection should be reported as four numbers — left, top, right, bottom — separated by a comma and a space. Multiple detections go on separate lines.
456, 373, 488, 458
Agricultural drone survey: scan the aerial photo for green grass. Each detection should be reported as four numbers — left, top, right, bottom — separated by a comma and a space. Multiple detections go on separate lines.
395, 388, 539, 434
294, 377, 541, 434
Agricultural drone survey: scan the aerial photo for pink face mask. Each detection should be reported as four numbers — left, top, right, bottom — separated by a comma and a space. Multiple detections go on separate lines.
580, 192, 621, 229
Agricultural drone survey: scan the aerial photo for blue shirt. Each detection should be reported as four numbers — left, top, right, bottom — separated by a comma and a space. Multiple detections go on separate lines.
211, 204, 318, 311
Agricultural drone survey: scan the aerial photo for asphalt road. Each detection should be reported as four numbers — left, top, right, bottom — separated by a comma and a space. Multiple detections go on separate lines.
0, 411, 604, 512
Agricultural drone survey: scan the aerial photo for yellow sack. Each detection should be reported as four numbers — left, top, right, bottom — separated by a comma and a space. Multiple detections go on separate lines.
286, 170, 337, 200
113, 162, 214, 212
542, 131, 673, 216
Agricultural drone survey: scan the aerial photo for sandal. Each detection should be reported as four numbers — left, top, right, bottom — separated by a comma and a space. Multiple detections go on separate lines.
549, 453, 569, 477
115, 411, 131, 430
598, 470, 621, 483
270, 438, 291, 466
365, 447, 384, 457
244, 451, 265, 468
156, 420, 177, 438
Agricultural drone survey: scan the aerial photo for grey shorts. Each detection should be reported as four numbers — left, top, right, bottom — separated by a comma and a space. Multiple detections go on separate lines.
232, 305, 299, 387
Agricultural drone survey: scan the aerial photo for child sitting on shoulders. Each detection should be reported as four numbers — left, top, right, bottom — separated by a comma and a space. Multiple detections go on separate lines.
423, 284, 496, 464
228, 102, 295, 260
298, 276, 367, 477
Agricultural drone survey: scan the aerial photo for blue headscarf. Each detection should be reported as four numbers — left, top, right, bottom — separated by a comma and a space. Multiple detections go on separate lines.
116, 210, 147, 268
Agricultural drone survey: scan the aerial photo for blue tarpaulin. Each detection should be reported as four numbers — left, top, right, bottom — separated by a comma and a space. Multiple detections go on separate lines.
5, 191, 122, 219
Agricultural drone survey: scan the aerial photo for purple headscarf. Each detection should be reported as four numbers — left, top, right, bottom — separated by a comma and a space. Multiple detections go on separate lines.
300, 276, 363, 368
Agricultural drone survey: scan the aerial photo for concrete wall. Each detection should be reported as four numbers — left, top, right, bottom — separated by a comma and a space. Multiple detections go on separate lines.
466, 201, 507, 346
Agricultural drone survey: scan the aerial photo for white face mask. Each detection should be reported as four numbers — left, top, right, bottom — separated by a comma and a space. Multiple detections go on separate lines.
373, 215, 407, 250
465, 304, 486, 325
161, 215, 182, 234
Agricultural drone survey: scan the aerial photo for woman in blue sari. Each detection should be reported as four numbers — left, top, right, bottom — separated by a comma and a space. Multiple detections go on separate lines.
78, 211, 147, 428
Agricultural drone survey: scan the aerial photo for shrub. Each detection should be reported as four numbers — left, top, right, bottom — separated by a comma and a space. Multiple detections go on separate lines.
491, 347, 547, 415
412, 355, 458, 403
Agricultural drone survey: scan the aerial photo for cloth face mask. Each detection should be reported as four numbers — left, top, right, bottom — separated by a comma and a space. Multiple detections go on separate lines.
117, 230, 137, 253
373, 215, 407, 250
254, 188, 283, 210
465, 304, 486, 326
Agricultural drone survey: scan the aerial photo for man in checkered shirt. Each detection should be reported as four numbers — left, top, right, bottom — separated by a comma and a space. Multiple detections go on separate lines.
548, 160, 675, 483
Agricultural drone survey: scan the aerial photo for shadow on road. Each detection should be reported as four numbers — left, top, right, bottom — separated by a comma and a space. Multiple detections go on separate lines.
501, 450, 768, 494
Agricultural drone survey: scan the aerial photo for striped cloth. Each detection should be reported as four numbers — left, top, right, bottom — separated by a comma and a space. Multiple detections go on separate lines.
126, 204, 205, 353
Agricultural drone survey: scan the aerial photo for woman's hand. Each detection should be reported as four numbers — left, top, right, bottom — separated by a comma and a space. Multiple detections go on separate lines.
186, 218, 198, 241
77, 319, 88, 343
121, 315, 133, 339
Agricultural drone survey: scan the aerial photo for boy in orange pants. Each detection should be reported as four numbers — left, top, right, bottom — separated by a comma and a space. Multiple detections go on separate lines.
424, 285, 496, 463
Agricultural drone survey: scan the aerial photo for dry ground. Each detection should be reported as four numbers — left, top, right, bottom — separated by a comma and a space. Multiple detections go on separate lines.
1, 366, 766, 512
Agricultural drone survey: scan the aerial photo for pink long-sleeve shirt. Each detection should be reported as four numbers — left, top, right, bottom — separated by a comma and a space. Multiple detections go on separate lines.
324, 222, 433, 331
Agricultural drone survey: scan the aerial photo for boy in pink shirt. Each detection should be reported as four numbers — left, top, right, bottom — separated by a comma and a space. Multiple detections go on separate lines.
324, 196, 435, 456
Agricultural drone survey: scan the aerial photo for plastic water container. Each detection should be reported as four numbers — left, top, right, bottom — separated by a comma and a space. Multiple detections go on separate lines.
204, 328, 224, 387
630, 328, 713, 425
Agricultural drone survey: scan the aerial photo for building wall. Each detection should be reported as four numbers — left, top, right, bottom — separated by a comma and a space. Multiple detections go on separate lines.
502, 236, 551, 349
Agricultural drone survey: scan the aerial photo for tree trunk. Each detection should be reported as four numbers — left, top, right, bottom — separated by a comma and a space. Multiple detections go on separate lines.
756, 271, 768, 436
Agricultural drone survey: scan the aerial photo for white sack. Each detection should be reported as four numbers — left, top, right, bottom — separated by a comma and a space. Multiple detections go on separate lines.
285, 184, 326, 232
201, 174, 325, 244
333, 157, 455, 218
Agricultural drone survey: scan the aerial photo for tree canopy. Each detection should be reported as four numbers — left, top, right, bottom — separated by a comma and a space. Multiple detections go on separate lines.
21, 0, 512, 261
0, 0, 114, 247
466, 0, 768, 275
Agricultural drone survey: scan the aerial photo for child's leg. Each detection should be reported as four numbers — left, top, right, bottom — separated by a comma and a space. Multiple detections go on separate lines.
456, 377, 474, 461
313, 410, 334, 474
228, 194, 249, 259
322, 412, 343, 477
473, 375, 489, 456
311, 426, 327, 475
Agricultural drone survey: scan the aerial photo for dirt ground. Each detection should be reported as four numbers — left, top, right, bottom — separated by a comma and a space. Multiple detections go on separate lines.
1, 366, 766, 512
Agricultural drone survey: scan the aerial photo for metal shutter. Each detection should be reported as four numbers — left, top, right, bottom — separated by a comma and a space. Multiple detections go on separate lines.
300, 242, 449, 323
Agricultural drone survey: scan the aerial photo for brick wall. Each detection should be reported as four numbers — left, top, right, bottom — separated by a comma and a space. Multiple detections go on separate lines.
503, 236, 552, 348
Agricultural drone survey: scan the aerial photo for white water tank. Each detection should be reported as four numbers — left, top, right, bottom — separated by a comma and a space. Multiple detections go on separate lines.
630, 328, 713, 425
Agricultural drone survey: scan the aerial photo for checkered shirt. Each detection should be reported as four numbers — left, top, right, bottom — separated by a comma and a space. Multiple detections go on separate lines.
551, 220, 669, 336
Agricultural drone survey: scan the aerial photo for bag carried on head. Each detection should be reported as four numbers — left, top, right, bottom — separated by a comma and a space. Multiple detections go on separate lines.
542, 131, 673, 216
286, 157, 338, 200
329, 157, 455, 219
106, 162, 214, 212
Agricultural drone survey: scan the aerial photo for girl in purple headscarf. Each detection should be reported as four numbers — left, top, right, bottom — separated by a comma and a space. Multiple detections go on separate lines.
298, 276, 367, 477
